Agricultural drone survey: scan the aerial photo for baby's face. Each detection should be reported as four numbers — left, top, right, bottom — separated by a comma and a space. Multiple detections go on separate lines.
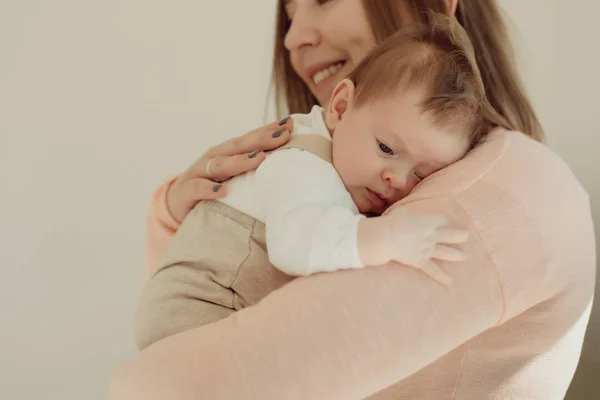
326, 82, 469, 215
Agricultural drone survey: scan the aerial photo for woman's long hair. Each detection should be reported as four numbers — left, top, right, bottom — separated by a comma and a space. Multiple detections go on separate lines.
271, 0, 544, 142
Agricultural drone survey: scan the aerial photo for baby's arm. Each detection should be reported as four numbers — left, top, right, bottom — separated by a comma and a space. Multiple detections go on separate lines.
357, 209, 467, 284
109, 195, 503, 400
256, 149, 466, 282
255, 149, 365, 276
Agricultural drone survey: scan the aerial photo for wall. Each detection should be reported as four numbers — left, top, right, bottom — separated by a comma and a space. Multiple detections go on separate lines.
0, 1, 597, 399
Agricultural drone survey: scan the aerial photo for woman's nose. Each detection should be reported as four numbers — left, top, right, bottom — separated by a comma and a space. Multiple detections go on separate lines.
283, 7, 321, 52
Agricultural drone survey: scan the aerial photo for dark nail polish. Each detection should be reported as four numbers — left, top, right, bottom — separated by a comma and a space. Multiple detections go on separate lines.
212, 184, 222, 192
278, 117, 290, 126
272, 129, 284, 138
248, 150, 259, 158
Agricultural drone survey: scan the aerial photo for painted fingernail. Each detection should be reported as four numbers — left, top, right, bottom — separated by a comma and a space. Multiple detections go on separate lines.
212, 184, 222, 192
272, 129, 284, 138
248, 150, 259, 158
278, 117, 290, 126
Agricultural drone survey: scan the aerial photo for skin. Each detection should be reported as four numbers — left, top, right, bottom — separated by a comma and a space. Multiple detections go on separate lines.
284, 0, 457, 109
284, 0, 378, 108
325, 78, 469, 215
166, 0, 459, 223
281, 0, 466, 216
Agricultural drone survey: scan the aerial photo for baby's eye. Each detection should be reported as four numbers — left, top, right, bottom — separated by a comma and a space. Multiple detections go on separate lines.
413, 171, 425, 181
378, 140, 394, 155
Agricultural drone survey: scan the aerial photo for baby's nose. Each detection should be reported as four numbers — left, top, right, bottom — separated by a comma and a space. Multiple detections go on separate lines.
382, 169, 407, 191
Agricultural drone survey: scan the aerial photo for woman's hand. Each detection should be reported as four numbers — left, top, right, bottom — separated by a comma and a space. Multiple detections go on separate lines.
166, 117, 293, 223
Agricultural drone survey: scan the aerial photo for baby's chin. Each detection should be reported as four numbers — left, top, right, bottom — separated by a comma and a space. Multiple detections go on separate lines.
348, 189, 385, 216
357, 201, 388, 217
363, 208, 390, 217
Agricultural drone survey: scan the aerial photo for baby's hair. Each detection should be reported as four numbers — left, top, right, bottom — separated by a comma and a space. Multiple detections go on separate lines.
347, 12, 510, 149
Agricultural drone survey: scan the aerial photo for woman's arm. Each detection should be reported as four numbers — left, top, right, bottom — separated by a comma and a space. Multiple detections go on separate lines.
144, 176, 180, 278
144, 119, 294, 277
113, 196, 505, 400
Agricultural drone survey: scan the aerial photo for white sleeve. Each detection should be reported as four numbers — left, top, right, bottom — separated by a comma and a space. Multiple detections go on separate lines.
254, 148, 365, 276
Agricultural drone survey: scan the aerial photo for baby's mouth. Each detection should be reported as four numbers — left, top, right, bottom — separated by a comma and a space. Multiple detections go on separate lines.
366, 188, 387, 210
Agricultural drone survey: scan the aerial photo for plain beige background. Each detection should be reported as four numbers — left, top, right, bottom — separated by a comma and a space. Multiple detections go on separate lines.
0, 1, 598, 399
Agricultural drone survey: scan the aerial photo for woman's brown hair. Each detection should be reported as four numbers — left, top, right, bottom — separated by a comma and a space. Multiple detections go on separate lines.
347, 12, 508, 149
271, 0, 544, 142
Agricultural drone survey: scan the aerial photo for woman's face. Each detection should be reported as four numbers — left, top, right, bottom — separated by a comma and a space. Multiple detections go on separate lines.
283, 0, 377, 108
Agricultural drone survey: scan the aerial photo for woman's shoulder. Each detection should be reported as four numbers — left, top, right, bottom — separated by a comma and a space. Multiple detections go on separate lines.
408, 128, 588, 203
400, 128, 595, 321
465, 129, 589, 213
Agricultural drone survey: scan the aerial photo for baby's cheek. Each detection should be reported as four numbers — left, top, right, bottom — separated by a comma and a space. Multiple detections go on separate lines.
388, 191, 406, 205
334, 160, 356, 187
347, 188, 367, 211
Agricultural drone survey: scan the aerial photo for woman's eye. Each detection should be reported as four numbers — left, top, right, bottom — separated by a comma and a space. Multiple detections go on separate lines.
317, 0, 332, 4
378, 140, 394, 155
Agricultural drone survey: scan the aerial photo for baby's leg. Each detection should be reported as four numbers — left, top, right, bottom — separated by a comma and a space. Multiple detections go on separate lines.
134, 263, 235, 349
134, 200, 256, 350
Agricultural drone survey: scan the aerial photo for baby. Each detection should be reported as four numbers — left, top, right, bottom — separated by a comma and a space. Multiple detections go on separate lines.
135, 13, 494, 349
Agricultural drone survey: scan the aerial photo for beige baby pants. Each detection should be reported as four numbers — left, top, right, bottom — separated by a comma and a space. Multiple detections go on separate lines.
134, 134, 333, 350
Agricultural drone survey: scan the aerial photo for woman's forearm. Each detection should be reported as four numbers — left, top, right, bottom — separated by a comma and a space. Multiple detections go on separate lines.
110, 267, 501, 400
111, 198, 504, 400
145, 176, 180, 279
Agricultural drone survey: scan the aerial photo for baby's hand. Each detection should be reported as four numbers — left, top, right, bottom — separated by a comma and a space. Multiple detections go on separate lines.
384, 208, 468, 285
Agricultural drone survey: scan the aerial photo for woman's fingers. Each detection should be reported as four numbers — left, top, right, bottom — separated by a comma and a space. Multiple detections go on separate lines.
198, 150, 267, 182
166, 118, 293, 223
167, 178, 228, 223
203, 119, 292, 159
187, 178, 228, 200
198, 119, 294, 181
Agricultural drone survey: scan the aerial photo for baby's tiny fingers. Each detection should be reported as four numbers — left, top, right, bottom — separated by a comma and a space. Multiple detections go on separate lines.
421, 260, 452, 285
436, 228, 469, 244
431, 245, 466, 262
423, 213, 448, 228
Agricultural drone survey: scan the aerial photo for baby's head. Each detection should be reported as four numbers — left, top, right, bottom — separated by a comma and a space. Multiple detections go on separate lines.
325, 12, 500, 215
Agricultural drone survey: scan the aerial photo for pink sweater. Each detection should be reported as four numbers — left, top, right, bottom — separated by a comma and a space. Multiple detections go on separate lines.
111, 129, 596, 399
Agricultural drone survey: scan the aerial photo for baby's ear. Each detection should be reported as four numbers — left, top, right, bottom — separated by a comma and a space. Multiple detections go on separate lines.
325, 78, 355, 130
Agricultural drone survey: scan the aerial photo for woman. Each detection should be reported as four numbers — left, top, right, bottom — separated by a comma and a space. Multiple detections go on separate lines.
111, 1, 596, 399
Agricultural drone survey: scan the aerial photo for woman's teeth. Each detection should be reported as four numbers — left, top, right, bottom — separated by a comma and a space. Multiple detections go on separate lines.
312, 62, 344, 85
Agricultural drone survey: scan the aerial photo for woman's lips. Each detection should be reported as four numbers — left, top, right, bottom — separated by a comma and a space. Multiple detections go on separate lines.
309, 60, 347, 94
312, 61, 344, 85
